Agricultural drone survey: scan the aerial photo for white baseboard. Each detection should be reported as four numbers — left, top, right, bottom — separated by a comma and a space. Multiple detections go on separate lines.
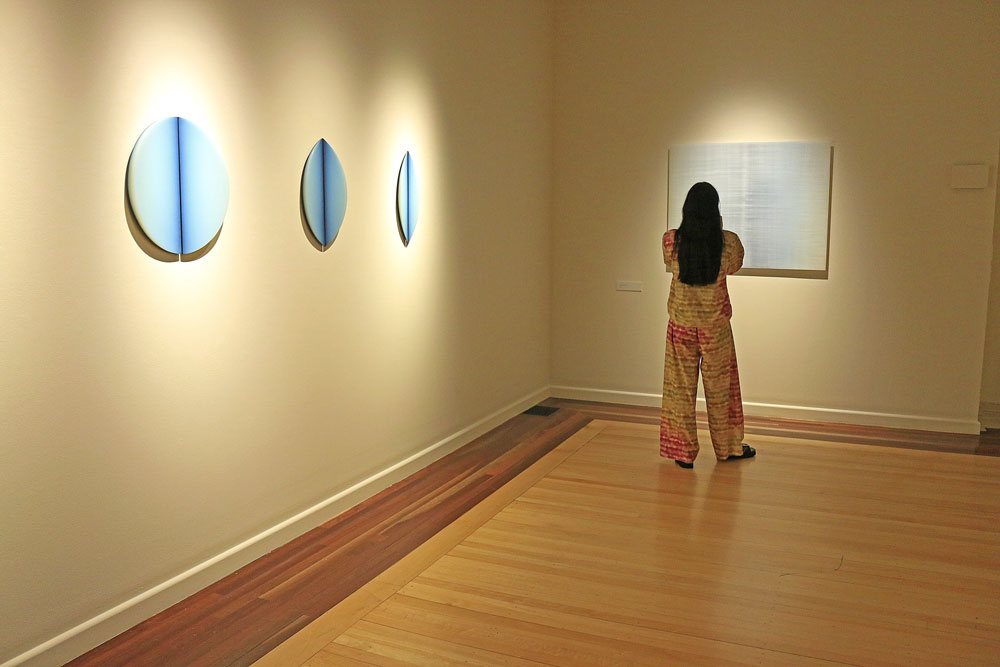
551, 386, 663, 408
981, 402, 1000, 429
2, 386, 550, 667
549, 385, 983, 435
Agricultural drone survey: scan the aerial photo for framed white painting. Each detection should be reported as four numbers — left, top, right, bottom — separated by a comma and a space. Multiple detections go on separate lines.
668, 141, 832, 278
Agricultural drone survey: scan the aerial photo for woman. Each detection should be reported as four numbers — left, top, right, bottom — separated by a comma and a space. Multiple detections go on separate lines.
661, 182, 755, 468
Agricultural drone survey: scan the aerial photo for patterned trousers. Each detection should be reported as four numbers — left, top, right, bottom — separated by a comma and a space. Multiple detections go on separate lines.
660, 320, 745, 463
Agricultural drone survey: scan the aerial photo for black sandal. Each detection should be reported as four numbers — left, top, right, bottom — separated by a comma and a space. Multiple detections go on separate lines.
674, 460, 694, 469
726, 444, 756, 460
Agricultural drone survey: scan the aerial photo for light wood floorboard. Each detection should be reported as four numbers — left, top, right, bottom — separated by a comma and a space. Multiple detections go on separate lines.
260, 420, 1000, 666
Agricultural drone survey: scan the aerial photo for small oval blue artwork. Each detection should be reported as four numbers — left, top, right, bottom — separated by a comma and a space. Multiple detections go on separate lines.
126, 117, 229, 256
396, 151, 418, 246
301, 138, 348, 248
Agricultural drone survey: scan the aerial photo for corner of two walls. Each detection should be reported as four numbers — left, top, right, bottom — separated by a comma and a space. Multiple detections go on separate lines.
979, 165, 1000, 428
549, 0, 1000, 435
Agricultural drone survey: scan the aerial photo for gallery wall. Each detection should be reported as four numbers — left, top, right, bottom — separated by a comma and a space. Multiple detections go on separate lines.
2, 1, 998, 664
550, 0, 1000, 433
0, 0, 553, 664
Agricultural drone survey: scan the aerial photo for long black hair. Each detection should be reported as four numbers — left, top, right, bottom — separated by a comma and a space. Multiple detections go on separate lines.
675, 182, 724, 286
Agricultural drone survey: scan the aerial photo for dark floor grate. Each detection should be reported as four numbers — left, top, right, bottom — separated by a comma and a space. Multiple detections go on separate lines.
523, 405, 559, 417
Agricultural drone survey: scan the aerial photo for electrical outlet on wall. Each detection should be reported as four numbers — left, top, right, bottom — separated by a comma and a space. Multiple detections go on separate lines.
616, 280, 643, 292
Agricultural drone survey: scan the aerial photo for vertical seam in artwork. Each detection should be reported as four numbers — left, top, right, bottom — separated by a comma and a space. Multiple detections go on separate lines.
176, 117, 184, 255
320, 140, 328, 246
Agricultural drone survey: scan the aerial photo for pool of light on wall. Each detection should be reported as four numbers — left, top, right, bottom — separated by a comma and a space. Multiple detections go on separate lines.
126, 116, 229, 256
395, 151, 418, 246
301, 138, 348, 249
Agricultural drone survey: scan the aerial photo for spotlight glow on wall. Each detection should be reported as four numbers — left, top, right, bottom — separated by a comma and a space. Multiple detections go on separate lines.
126, 117, 229, 256
395, 151, 418, 246
301, 138, 348, 248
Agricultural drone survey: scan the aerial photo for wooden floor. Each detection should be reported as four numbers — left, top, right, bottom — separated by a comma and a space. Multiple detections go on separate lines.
258, 420, 1000, 667
65, 402, 1000, 666
67, 408, 591, 667
542, 398, 1000, 456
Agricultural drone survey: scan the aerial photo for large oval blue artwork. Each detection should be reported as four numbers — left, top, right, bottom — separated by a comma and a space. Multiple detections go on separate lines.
301, 138, 348, 248
396, 151, 418, 246
126, 117, 229, 256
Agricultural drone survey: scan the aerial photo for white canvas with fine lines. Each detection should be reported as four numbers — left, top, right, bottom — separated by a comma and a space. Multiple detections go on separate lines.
668, 142, 831, 274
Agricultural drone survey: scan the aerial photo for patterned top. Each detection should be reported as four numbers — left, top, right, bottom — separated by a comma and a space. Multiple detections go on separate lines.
662, 229, 744, 327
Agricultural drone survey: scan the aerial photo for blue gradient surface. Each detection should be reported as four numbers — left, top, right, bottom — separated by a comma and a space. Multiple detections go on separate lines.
301, 139, 348, 247
126, 117, 229, 255
396, 151, 418, 246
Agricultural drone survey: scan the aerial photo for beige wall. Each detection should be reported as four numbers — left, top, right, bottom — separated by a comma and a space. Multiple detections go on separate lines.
551, 0, 999, 432
0, 0, 552, 663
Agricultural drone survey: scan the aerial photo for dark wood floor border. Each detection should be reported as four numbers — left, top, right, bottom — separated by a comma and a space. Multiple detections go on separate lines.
64, 398, 998, 666
541, 398, 1000, 456
66, 407, 591, 667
